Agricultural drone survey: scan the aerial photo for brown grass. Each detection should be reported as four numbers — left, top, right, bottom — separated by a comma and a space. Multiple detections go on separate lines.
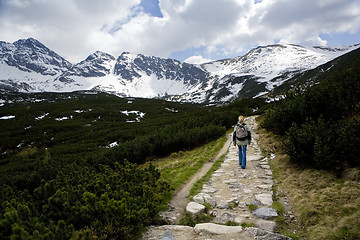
257, 123, 360, 240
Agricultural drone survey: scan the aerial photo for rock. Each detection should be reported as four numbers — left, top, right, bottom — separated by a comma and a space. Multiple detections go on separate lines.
202, 184, 217, 193
256, 219, 278, 232
257, 184, 272, 190
250, 200, 261, 206
214, 212, 235, 224
252, 207, 278, 219
262, 179, 274, 185
193, 194, 205, 204
194, 223, 243, 235
158, 230, 174, 240
210, 209, 218, 217
245, 227, 292, 240
193, 193, 216, 207
186, 202, 205, 217
260, 164, 271, 169
217, 202, 229, 209
255, 193, 273, 206
248, 155, 264, 161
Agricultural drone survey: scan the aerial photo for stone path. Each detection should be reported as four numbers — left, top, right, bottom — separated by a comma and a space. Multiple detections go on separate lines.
141, 116, 292, 240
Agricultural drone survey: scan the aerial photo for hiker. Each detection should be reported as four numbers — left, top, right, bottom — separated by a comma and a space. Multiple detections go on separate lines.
233, 116, 251, 169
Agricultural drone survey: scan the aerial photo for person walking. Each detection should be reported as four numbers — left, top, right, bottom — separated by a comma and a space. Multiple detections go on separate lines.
233, 116, 251, 169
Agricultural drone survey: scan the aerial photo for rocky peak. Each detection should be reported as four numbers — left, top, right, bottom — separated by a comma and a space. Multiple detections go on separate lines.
85, 51, 115, 62
67, 51, 116, 77
1, 38, 71, 75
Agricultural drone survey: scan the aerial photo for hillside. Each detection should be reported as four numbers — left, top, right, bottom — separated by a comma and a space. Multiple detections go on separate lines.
0, 91, 268, 239
268, 45, 360, 97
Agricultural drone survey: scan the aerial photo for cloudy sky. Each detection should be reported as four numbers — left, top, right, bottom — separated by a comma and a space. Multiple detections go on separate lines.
0, 0, 359, 64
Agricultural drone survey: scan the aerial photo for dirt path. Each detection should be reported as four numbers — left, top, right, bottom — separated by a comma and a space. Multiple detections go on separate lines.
141, 116, 292, 240
158, 132, 232, 224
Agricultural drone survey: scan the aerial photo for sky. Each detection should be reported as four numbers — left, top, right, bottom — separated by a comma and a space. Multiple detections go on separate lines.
0, 0, 359, 64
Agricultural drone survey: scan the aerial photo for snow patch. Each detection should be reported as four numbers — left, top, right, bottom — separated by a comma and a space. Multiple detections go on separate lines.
55, 116, 73, 121
35, 113, 49, 120
165, 107, 179, 113
0, 115, 15, 120
106, 141, 119, 148
121, 110, 146, 122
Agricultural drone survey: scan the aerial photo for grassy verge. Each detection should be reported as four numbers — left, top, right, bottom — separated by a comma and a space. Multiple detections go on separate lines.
142, 134, 228, 195
257, 119, 360, 240
188, 152, 226, 199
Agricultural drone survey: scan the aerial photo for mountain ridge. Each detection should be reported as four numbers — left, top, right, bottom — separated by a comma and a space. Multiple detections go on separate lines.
0, 38, 358, 103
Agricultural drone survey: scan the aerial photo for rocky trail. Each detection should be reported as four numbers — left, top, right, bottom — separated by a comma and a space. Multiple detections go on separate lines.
141, 116, 292, 240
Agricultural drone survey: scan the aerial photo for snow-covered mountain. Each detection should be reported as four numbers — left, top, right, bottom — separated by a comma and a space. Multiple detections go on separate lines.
0, 38, 358, 103
192, 44, 359, 102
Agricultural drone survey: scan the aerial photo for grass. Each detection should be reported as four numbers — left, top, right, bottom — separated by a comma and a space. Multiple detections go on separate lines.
142, 133, 228, 194
248, 204, 258, 211
188, 153, 226, 199
257, 121, 360, 240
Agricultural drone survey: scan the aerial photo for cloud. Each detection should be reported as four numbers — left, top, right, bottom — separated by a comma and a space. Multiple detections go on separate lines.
0, 0, 359, 63
0, 0, 141, 62
184, 55, 213, 64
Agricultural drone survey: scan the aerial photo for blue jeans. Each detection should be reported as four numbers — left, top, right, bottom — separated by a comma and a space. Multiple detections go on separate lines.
238, 145, 247, 169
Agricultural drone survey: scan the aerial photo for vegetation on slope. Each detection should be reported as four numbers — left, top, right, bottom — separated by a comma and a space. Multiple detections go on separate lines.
262, 47, 360, 172
258, 126, 360, 240
260, 47, 360, 239
0, 92, 265, 239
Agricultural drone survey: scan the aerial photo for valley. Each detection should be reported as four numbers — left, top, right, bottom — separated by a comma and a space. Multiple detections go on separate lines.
0, 40, 359, 240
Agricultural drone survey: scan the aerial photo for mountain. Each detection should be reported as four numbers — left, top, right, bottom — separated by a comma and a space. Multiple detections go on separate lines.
268, 45, 360, 98
0, 38, 358, 103
193, 44, 359, 102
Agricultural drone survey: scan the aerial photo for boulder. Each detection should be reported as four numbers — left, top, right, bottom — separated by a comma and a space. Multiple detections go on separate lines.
186, 201, 205, 217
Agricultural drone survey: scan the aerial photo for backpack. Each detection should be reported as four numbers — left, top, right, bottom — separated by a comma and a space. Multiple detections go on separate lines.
235, 124, 248, 141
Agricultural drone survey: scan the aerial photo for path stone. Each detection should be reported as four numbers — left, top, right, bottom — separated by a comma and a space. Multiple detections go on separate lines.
186, 201, 205, 217
255, 193, 273, 205
245, 227, 292, 240
214, 211, 236, 224
255, 219, 278, 232
194, 223, 243, 235
193, 193, 217, 207
158, 230, 174, 240
202, 184, 217, 193
253, 207, 278, 219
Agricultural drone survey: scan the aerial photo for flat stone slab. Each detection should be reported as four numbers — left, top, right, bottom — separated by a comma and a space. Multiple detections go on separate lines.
257, 184, 272, 190
255, 193, 273, 206
247, 155, 264, 161
260, 164, 271, 169
158, 229, 174, 240
186, 202, 205, 217
256, 219, 278, 232
264, 170, 273, 176
193, 193, 216, 207
194, 223, 243, 235
245, 227, 292, 240
202, 184, 217, 193
253, 207, 278, 219
214, 212, 235, 224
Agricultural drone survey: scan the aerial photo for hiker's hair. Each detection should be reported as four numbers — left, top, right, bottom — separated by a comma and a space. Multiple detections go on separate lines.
238, 116, 244, 124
